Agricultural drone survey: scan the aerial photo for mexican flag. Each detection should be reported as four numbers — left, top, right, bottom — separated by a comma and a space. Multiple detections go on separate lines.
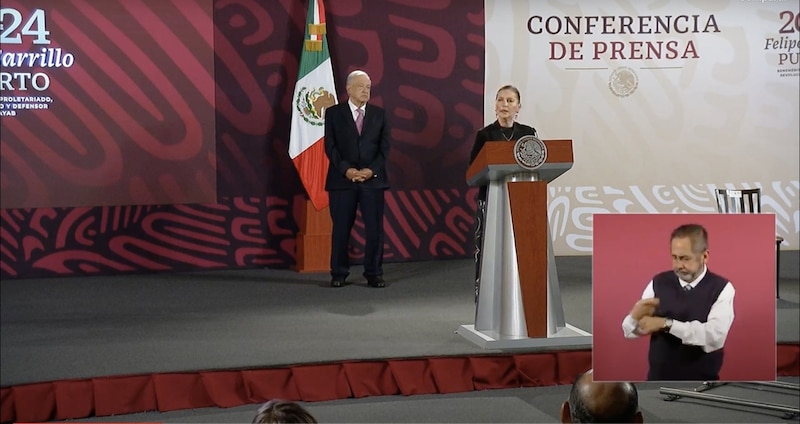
289, 0, 338, 211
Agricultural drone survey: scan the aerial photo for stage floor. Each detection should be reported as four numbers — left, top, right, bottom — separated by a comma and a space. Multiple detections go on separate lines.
2, 255, 798, 386
1, 254, 798, 423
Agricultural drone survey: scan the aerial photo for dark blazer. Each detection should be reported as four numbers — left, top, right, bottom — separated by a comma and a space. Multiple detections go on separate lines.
468, 121, 537, 166
468, 120, 537, 202
324, 102, 390, 191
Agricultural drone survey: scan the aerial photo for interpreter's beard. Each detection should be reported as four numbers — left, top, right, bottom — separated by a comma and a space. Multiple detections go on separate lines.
674, 268, 697, 283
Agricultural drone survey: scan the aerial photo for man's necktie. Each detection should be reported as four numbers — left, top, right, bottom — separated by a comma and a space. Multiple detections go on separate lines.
356, 108, 364, 135
684, 285, 692, 292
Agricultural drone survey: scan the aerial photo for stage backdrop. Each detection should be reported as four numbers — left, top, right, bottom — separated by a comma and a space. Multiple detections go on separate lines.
485, 0, 800, 254
1, 0, 797, 279
0, 0, 485, 278
0, 0, 217, 209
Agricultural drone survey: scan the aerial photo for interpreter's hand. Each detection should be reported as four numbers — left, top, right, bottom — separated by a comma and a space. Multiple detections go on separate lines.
637, 315, 667, 335
630, 297, 660, 321
346, 168, 366, 183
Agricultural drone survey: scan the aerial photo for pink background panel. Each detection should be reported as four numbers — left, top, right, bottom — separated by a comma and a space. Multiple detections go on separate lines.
592, 213, 777, 382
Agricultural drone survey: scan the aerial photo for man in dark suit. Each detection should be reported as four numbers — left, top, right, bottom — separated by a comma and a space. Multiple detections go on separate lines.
324, 70, 390, 288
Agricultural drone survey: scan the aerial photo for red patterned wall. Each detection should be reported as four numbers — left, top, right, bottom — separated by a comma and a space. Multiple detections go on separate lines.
0, 0, 485, 279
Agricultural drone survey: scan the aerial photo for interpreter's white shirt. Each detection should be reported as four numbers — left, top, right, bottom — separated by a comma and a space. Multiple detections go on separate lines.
621, 266, 735, 353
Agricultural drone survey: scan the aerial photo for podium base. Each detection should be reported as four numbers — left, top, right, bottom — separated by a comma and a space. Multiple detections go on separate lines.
455, 323, 592, 350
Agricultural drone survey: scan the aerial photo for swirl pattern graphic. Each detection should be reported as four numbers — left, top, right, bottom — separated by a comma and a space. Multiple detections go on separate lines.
1, 0, 217, 209
5, 1, 795, 279
0, 0, 489, 278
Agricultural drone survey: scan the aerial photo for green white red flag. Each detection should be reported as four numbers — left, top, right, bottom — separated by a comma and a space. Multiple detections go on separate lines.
289, 0, 337, 211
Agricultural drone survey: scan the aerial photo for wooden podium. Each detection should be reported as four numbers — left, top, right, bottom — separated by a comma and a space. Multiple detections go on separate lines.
456, 139, 592, 349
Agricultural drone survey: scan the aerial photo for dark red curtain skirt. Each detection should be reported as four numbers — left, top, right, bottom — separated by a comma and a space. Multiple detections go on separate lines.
2, 345, 798, 423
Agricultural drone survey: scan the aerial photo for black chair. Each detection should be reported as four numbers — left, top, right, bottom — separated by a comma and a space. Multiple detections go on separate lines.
714, 188, 784, 298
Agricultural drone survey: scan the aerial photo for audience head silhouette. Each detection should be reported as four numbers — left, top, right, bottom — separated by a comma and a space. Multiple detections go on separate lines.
252, 399, 318, 424
561, 370, 643, 423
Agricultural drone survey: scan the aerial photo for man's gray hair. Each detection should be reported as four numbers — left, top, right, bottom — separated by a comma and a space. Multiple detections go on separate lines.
347, 70, 370, 84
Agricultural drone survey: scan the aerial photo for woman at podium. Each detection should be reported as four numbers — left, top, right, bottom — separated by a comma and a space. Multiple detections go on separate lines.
467, 84, 538, 303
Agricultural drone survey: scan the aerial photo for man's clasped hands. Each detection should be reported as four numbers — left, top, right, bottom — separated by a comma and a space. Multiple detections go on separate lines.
346, 167, 374, 183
